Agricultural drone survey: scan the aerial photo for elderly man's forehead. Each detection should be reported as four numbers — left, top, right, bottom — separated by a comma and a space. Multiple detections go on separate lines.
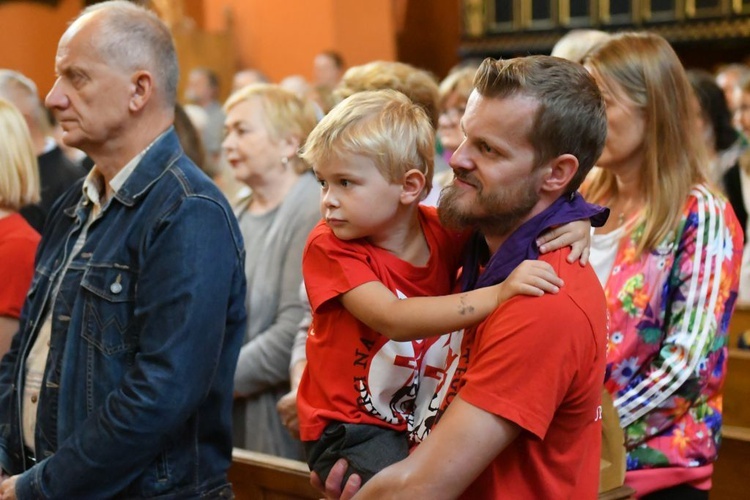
63, 10, 99, 40
56, 13, 105, 61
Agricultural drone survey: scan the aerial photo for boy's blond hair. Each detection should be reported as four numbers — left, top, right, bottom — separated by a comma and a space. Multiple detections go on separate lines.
0, 98, 40, 211
301, 89, 434, 198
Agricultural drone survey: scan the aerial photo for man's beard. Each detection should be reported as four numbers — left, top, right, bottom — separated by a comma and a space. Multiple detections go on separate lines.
438, 170, 539, 237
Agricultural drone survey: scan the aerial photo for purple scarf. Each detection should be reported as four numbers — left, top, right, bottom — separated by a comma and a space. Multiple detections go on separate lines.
460, 192, 609, 291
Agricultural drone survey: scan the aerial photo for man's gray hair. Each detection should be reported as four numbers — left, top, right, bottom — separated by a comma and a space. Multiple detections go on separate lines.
75, 0, 179, 107
0, 69, 48, 130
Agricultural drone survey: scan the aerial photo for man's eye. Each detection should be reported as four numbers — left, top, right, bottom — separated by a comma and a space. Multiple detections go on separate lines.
339, 180, 350, 187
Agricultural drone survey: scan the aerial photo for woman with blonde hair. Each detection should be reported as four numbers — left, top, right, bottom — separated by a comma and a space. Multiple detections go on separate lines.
222, 84, 320, 459
584, 33, 743, 499
0, 99, 40, 357
436, 66, 476, 163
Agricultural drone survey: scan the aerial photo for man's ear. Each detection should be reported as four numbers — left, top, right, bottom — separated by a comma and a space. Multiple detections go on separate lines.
540, 153, 578, 194
129, 71, 154, 112
400, 169, 427, 204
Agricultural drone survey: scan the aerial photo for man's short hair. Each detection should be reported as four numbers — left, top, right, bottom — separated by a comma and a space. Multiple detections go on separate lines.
0, 70, 48, 132
474, 56, 606, 193
301, 89, 434, 198
335, 61, 440, 129
0, 99, 40, 210
75, 0, 179, 107
320, 51, 345, 70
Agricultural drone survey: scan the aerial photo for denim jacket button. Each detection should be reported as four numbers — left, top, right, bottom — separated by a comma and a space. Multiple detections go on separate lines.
110, 282, 123, 294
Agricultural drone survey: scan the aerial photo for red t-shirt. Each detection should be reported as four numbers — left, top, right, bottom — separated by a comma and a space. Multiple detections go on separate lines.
0, 213, 40, 318
298, 206, 468, 443
443, 249, 607, 500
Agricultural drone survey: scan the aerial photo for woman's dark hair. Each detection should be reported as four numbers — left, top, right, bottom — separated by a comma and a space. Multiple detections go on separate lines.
687, 69, 738, 152
174, 104, 208, 174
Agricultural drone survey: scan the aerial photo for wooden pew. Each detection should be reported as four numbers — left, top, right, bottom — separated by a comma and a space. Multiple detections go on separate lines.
229, 449, 318, 500
228, 447, 638, 499
227, 331, 750, 499
713, 427, 750, 500
713, 347, 750, 499
728, 302, 750, 348
723, 349, 750, 429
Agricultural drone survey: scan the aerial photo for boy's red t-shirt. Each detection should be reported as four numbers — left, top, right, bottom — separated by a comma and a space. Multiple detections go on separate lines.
298, 206, 468, 444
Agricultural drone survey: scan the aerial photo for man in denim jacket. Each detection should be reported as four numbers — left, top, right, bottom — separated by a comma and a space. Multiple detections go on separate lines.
0, 2, 246, 498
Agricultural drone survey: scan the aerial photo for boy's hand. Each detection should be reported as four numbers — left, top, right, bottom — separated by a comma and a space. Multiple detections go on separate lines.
536, 219, 592, 265
497, 260, 562, 304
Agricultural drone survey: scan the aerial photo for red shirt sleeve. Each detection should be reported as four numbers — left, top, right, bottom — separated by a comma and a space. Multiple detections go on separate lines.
302, 223, 382, 313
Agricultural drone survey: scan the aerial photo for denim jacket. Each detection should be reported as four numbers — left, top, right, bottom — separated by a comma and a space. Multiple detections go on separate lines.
0, 129, 247, 499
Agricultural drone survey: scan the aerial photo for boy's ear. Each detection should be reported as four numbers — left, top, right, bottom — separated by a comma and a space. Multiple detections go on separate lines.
400, 169, 427, 205
539, 153, 578, 194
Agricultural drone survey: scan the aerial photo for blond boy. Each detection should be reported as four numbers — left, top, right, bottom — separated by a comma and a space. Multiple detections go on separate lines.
296, 89, 569, 486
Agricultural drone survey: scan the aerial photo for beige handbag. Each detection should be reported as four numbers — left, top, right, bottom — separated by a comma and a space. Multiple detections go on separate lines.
599, 388, 626, 493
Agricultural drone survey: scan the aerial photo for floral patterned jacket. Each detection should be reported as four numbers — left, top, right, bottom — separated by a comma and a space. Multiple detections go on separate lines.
604, 184, 743, 471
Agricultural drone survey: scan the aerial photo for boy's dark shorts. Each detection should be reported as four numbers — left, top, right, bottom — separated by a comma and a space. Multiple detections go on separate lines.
304, 422, 409, 489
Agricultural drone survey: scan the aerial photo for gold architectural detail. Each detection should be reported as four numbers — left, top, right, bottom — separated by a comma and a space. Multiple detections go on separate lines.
460, 17, 750, 55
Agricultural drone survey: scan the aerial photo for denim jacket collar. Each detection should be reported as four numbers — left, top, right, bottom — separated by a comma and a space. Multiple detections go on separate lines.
115, 127, 182, 207
63, 127, 183, 219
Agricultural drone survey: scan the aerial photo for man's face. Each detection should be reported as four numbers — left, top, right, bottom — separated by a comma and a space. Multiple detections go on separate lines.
439, 91, 545, 236
738, 90, 750, 137
185, 71, 213, 106
313, 54, 341, 87
45, 17, 133, 154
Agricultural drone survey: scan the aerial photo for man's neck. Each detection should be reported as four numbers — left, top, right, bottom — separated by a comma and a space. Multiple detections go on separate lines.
200, 98, 216, 109
484, 233, 507, 256
88, 117, 171, 190
31, 130, 47, 157
482, 200, 548, 254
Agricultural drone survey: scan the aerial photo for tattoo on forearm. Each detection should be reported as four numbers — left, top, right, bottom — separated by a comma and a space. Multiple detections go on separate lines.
458, 294, 475, 316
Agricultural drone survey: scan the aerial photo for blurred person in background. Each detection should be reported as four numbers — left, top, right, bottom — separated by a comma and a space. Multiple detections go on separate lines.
223, 84, 320, 459
0, 70, 86, 233
584, 33, 742, 498
313, 50, 345, 88
687, 69, 747, 222
551, 29, 611, 64
232, 68, 269, 93
0, 99, 40, 358
436, 66, 476, 164
715, 63, 750, 126
185, 67, 225, 171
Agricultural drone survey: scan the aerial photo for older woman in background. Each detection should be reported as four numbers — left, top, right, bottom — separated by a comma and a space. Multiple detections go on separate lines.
222, 84, 320, 459
584, 33, 743, 499
687, 70, 747, 195
0, 99, 40, 357
435, 66, 475, 164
